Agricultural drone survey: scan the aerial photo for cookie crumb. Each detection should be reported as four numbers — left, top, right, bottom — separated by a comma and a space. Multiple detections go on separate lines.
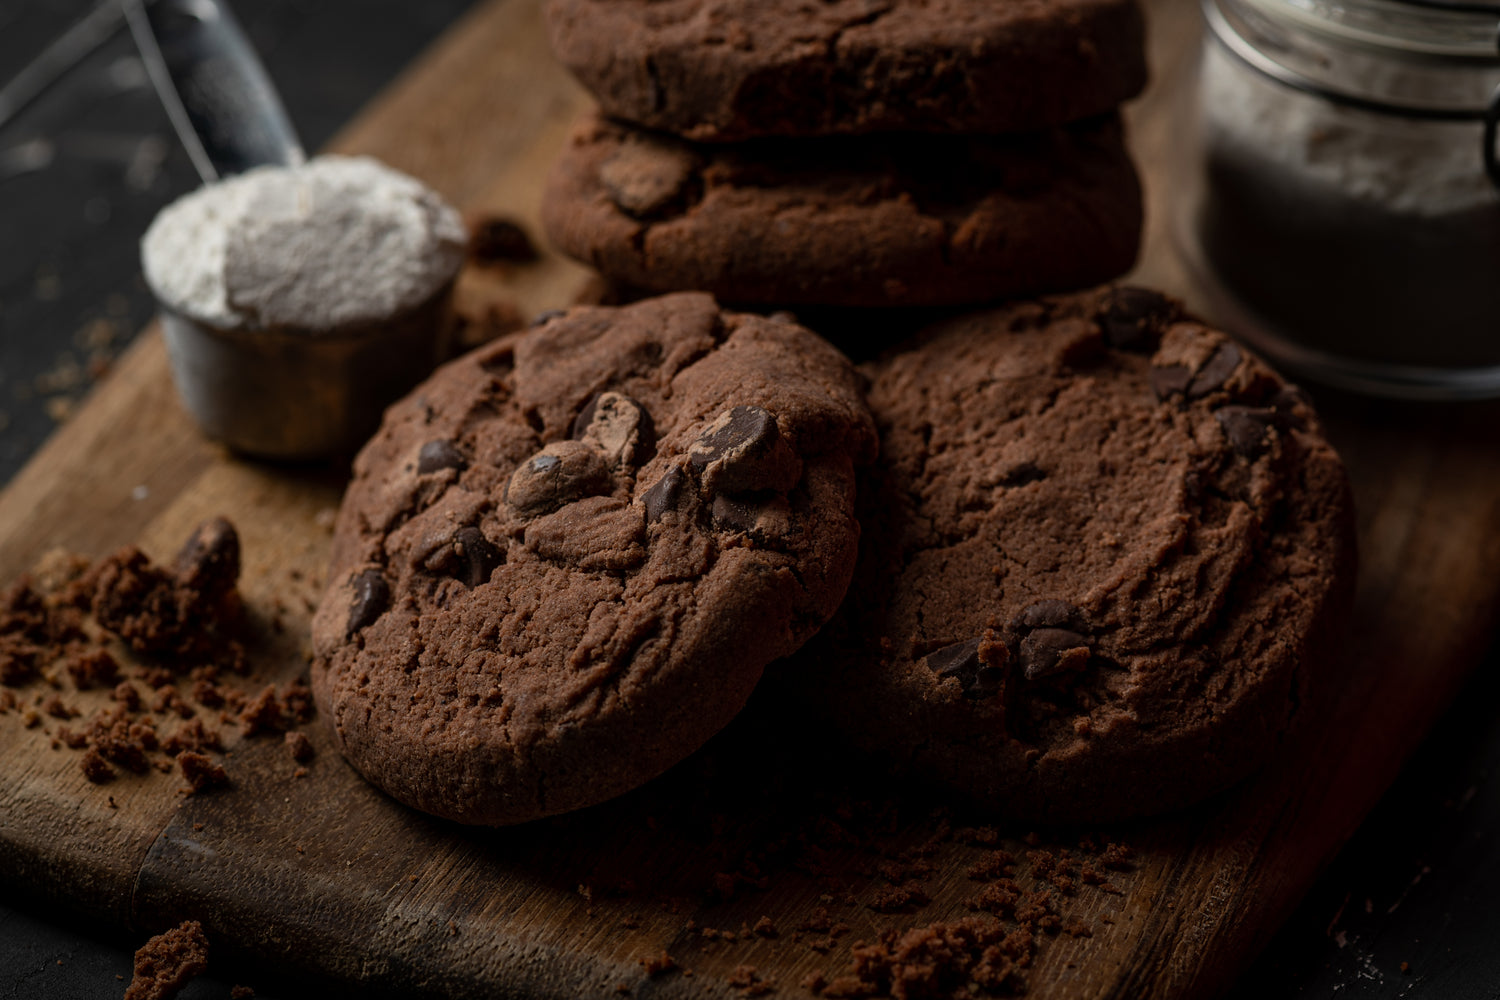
638, 951, 676, 977
80, 748, 114, 783
728, 964, 773, 996
178, 751, 229, 794
123, 919, 209, 1000
284, 730, 314, 762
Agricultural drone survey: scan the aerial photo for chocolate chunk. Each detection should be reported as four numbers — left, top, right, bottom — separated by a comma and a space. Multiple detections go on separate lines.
599, 141, 697, 218
641, 466, 686, 523
1149, 365, 1192, 401
504, 441, 614, 519
1187, 343, 1242, 398
924, 638, 1006, 699
467, 214, 537, 263
689, 405, 798, 494
173, 518, 240, 599
1215, 406, 1278, 457
1019, 628, 1090, 681
417, 440, 467, 475
1013, 600, 1088, 633
691, 406, 776, 468
1101, 286, 1175, 352
925, 638, 982, 680
571, 391, 655, 467
453, 527, 502, 587
711, 494, 758, 534
346, 571, 390, 637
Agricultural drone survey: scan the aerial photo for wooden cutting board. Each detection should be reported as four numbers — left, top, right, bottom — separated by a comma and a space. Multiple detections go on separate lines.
6, 0, 1500, 997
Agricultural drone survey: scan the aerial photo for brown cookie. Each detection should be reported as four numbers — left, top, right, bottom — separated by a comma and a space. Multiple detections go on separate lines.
541, 114, 1142, 308
543, 0, 1147, 141
812, 287, 1356, 823
310, 293, 876, 825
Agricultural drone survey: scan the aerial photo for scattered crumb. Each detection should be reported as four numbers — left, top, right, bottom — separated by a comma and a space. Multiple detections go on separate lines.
178, 751, 229, 794
728, 964, 773, 996
284, 729, 314, 762
639, 951, 676, 977
80, 748, 113, 783
124, 919, 209, 1000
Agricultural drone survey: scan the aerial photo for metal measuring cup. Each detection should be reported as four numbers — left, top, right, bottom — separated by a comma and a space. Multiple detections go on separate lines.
132, 0, 456, 459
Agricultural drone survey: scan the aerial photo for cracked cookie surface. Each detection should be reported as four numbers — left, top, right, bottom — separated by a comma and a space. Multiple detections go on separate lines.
311, 293, 876, 825
543, 0, 1147, 141
813, 287, 1355, 822
541, 114, 1141, 308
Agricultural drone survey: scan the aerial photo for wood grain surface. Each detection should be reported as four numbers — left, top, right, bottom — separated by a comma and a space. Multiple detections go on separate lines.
5, 0, 1500, 997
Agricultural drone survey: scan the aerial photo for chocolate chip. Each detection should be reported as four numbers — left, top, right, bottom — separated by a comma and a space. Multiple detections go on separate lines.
641, 466, 686, 523
1018, 628, 1090, 681
467, 214, 537, 263
417, 440, 467, 475
504, 441, 613, 519
530, 309, 565, 328
1215, 405, 1278, 457
1184, 469, 1205, 503
1013, 600, 1088, 633
600, 141, 698, 218
1000, 463, 1046, 487
1150, 365, 1192, 401
1271, 386, 1309, 430
571, 391, 655, 467
346, 570, 390, 637
1187, 343, 1242, 398
1101, 287, 1175, 352
925, 638, 981, 680
173, 518, 240, 598
689, 405, 797, 494
452, 527, 502, 587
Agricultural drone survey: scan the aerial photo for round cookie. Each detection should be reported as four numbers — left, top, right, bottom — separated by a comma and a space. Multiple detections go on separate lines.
543, 0, 1147, 142
310, 293, 876, 825
815, 287, 1355, 823
541, 114, 1142, 308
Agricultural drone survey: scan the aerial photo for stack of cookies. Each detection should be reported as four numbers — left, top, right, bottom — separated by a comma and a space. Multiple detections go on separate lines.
540, 0, 1150, 308
308, 1, 1359, 832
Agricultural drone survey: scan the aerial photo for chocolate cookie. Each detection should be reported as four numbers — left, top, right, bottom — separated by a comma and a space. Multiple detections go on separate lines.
543, 0, 1147, 141
814, 287, 1355, 823
310, 293, 876, 825
541, 114, 1142, 308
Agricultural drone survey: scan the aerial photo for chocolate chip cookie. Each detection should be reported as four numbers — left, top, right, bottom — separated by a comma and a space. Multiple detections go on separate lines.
310, 293, 876, 825
543, 0, 1147, 141
814, 287, 1355, 823
541, 114, 1141, 308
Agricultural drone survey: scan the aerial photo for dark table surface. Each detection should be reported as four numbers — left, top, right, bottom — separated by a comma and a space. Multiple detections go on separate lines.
2, 2, 1499, 998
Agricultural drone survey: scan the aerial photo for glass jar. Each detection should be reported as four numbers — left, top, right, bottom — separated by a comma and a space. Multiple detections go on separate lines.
1177, 0, 1500, 399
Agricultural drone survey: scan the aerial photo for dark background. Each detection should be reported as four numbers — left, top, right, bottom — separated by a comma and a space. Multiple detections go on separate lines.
2, 1, 1499, 998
